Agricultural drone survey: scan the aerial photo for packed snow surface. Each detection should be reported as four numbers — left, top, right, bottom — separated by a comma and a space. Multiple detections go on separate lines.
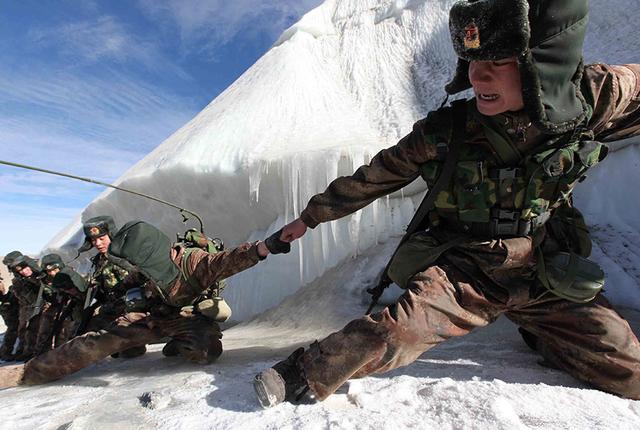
3, 0, 639, 428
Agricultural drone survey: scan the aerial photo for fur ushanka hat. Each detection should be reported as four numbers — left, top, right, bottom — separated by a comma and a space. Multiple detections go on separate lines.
446, 0, 590, 134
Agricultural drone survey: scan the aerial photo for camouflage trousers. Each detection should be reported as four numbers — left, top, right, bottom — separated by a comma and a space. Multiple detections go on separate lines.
19, 306, 48, 358
32, 303, 60, 355
0, 304, 19, 358
21, 310, 222, 385
300, 263, 640, 401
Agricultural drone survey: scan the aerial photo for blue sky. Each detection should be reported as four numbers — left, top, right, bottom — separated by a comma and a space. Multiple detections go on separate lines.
0, 0, 321, 255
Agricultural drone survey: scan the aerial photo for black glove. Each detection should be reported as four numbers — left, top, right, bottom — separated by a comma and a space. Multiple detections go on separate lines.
264, 229, 291, 254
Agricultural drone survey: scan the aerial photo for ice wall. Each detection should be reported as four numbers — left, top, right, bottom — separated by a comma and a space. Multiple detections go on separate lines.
45, 0, 640, 320
45, 0, 459, 320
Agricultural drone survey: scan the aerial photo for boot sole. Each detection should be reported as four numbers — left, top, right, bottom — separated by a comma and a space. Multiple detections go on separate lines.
253, 370, 285, 408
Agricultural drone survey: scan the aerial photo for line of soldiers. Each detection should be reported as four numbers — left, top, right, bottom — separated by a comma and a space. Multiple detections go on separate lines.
1, 252, 82, 361
1, 0, 639, 407
0, 217, 139, 362
0, 215, 287, 386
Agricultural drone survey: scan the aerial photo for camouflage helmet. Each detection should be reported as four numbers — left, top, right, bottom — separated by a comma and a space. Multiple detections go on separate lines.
40, 253, 66, 272
11, 255, 41, 273
3, 250, 23, 267
79, 215, 117, 253
446, 0, 589, 135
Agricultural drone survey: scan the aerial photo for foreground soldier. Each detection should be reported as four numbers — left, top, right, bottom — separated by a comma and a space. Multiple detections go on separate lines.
78, 215, 146, 358
0, 219, 285, 387
254, 0, 640, 406
0, 272, 19, 361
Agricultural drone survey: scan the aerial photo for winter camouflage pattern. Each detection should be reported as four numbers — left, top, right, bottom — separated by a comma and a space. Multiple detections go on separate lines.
21, 310, 222, 385
87, 253, 131, 328
302, 261, 640, 400
91, 253, 129, 293
166, 243, 262, 307
1, 240, 263, 386
300, 64, 640, 228
293, 63, 640, 401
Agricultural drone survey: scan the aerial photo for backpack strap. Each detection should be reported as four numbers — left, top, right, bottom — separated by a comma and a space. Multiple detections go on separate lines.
473, 110, 523, 165
365, 99, 468, 314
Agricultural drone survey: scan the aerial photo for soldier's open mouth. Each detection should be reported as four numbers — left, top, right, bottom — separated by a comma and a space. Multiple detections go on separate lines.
479, 93, 499, 101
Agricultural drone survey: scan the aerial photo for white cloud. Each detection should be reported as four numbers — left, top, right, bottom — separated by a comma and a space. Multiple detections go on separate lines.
27, 15, 190, 79
137, 0, 322, 52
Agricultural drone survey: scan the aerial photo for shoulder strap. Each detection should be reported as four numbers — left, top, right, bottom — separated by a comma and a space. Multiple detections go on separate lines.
366, 100, 467, 314
473, 110, 523, 165
402, 99, 467, 236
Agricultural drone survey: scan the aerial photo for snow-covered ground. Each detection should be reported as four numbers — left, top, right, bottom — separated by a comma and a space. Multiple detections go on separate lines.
1, 240, 639, 429
2, 0, 640, 428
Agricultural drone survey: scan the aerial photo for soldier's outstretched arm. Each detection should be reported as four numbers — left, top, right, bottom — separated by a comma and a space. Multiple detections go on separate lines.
185, 241, 269, 286
584, 63, 640, 142
299, 122, 442, 228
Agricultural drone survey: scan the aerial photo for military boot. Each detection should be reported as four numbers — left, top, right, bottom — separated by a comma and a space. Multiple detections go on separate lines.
162, 340, 180, 357
253, 347, 309, 408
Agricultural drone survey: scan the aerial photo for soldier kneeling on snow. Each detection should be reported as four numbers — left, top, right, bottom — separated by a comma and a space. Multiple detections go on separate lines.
254, 0, 640, 406
0, 220, 289, 387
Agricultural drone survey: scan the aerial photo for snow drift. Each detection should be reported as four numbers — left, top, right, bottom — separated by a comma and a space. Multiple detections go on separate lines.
3, 0, 640, 429
44, 0, 640, 319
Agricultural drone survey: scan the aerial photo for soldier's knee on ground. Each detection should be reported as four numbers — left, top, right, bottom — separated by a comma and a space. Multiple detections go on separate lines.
162, 336, 222, 364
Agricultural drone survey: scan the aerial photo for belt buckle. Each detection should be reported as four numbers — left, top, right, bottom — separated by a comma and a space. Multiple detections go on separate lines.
491, 218, 519, 237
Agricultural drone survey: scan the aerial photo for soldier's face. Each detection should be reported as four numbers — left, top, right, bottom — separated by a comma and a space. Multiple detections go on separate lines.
46, 267, 60, 277
91, 235, 111, 254
18, 266, 33, 277
468, 57, 524, 116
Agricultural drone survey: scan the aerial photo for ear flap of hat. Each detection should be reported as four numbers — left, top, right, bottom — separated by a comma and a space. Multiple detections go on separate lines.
445, 59, 471, 94
78, 239, 93, 253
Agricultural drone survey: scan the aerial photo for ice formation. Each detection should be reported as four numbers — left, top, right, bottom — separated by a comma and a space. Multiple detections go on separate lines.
44, 0, 640, 319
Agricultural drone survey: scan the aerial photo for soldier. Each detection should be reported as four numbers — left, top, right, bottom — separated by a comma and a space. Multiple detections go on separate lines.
0, 219, 288, 387
33, 254, 87, 353
8, 255, 49, 361
0, 270, 19, 361
254, 0, 640, 406
78, 215, 146, 359
1, 251, 23, 360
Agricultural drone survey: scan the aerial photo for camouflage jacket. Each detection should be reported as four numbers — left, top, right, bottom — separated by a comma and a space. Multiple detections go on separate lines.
11, 275, 41, 307
0, 279, 18, 312
89, 253, 130, 304
300, 63, 640, 228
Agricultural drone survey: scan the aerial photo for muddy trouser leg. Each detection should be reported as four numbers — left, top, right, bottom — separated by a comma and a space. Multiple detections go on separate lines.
55, 319, 79, 347
33, 304, 57, 355
155, 313, 222, 364
22, 313, 42, 356
0, 307, 19, 356
506, 293, 640, 400
86, 309, 146, 358
15, 305, 30, 355
301, 265, 501, 401
22, 312, 162, 385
